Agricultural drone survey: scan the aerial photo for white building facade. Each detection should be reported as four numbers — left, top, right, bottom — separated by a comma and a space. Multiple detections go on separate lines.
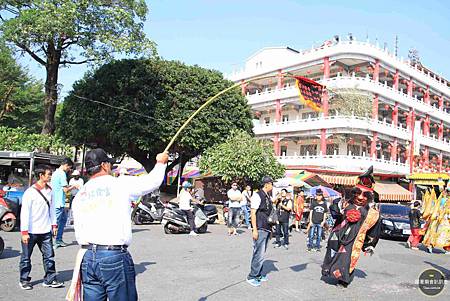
229, 38, 450, 182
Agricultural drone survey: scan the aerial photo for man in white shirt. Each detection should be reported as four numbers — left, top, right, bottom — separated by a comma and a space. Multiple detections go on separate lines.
227, 182, 242, 236
19, 165, 64, 290
68, 170, 84, 206
72, 148, 168, 301
179, 181, 198, 236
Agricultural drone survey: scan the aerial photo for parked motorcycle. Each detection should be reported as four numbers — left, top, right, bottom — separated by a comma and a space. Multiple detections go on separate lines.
0, 193, 17, 232
195, 198, 218, 224
131, 192, 166, 225
161, 204, 208, 234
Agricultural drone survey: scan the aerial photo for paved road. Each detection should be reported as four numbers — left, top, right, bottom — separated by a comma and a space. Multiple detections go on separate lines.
1, 223, 449, 301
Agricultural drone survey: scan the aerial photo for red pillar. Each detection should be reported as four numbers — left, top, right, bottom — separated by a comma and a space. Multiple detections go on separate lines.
393, 69, 399, 90
373, 59, 380, 82
438, 121, 444, 140
274, 70, 283, 155
439, 152, 443, 172
372, 94, 379, 120
391, 139, 398, 161
406, 110, 412, 130
423, 147, 430, 167
370, 132, 378, 158
320, 57, 330, 155
423, 115, 430, 136
240, 79, 246, 95
424, 86, 430, 105
274, 134, 280, 156
439, 95, 444, 110
392, 102, 399, 126
408, 110, 416, 179
408, 77, 413, 96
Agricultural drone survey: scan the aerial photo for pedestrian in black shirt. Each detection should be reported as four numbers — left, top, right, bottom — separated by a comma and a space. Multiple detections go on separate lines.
274, 189, 292, 249
307, 189, 328, 252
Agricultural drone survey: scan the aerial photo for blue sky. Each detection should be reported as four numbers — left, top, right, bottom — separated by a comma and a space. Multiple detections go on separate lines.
21, 0, 450, 98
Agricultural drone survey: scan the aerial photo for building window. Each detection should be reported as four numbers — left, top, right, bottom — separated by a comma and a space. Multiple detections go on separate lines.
280, 146, 287, 156
264, 117, 270, 124
326, 144, 339, 155
282, 114, 289, 122
348, 145, 361, 156
300, 144, 318, 156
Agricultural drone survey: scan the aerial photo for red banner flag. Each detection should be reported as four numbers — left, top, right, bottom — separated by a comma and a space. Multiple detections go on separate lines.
294, 76, 324, 112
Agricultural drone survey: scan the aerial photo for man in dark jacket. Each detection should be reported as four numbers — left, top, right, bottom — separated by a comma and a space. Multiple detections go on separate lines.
246, 176, 274, 287
407, 201, 422, 250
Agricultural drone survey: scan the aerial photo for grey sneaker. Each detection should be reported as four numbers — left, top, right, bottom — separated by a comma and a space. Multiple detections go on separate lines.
283, 245, 289, 250
43, 280, 64, 288
19, 281, 33, 290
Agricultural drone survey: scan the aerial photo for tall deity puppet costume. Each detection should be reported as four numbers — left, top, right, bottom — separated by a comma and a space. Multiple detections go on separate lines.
321, 166, 381, 287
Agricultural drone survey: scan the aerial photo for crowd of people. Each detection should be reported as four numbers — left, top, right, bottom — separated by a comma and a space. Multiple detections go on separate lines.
15, 151, 450, 299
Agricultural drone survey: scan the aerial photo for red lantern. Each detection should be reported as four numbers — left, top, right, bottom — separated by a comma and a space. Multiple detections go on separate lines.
384, 104, 390, 110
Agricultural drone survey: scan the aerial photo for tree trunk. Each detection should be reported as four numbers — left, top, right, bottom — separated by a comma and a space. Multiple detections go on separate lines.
41, 60, 59, 135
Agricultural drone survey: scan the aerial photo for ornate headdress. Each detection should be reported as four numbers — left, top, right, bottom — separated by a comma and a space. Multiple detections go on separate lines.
354, 166, 375, 206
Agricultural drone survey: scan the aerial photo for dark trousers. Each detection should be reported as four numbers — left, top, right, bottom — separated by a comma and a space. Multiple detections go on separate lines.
275, 222, 289, 246
182, 209, 196, 232
248, 230, 270, 280
19, 232, 57, 284
81, 249, 137, 301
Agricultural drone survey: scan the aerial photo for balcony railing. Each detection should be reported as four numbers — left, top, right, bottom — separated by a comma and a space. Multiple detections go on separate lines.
229, 40, 450, 97
276, 154, 410, 175
246, 75, 450, 126
253, 115, 411, 141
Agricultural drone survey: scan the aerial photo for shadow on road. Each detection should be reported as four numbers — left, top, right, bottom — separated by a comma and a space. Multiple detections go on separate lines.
135, 261, 156, 275
30, 269, 74, 286
424, 261, 450, 280
132, 228, 150, 234
197, 279, 245, 301
0, 247, 20, 259
354, 269, 367, 278
289, 263, 308, 272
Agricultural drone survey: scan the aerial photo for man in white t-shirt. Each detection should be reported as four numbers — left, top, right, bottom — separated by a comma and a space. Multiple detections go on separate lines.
179, 181, 198, 236
227, 182, 242, 236
71, 148, 168, 300
68, 170, 84, 205
19, 165, 63, 290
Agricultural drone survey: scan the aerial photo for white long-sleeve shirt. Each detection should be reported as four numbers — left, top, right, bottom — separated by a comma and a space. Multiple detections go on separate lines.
20, 183, 56, 234
72, 163, 166, 246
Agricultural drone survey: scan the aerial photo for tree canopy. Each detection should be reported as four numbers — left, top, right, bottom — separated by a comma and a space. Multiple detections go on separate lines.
0, 126, 70, 155
0, 41, 44, 132
0, 0, 155, 134
199, 130, 285, 186
59, 59, 253, 170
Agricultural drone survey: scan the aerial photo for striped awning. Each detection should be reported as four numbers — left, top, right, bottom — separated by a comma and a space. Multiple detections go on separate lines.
374, 182, 413, 202
407, 173, 450, 180
317, 174, 358, 186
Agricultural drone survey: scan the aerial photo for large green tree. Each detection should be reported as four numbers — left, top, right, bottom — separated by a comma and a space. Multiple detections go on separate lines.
59, 59, 253, 170
199, 130, 285, 187
0, 0, 155, 134
0, 41, 44, 132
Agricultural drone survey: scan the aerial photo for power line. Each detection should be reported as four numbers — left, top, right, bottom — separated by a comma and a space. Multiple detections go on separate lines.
72, 94, 159, 121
